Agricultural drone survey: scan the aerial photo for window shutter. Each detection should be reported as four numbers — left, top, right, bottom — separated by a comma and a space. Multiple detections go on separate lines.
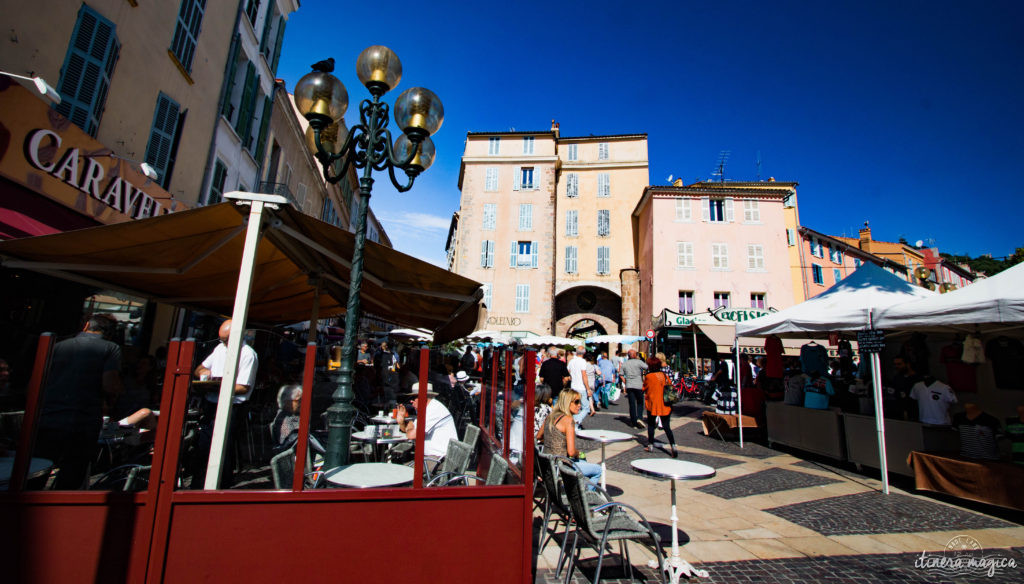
787, 229, 796, 246
701, 197, 710, 222
55, 6, 119, 137
259, 4, 273, 55
254, 96, 272, 160
143, 93, 180, 187
270, 16, 287, 73
481, 240, 488, 267
234, 61, 257, 140
510, 241, 517, 267
221, 38, 240, 118
725, 198, 735, 222
512, 167, 521, 190
531, 241, 539, 268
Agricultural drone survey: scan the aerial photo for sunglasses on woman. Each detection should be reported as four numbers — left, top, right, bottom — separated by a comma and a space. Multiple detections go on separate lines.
572, 400, 581, 405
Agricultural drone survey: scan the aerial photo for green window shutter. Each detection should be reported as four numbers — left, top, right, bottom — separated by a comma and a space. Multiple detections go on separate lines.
54, 5, 119, 137
170, 0, 206, 72
270, 17, 286, 74
258, 5, 273, 55
143, 92, 181, 187
208, 160, 227, 205
221, 38, 240, 118
234, 62, 257, 141
254, 96, 272, 161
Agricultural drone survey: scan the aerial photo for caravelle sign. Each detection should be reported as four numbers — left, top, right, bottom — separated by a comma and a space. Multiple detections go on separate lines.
25, 129, 168, 220
486, 316, 522, 326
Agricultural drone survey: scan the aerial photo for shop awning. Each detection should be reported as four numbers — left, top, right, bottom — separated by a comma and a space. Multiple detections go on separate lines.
0, 201, 485, 343
697, 324, 804, 356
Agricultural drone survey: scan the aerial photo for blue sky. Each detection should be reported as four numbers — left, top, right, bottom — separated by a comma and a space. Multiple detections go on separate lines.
277, 0, 1023, 267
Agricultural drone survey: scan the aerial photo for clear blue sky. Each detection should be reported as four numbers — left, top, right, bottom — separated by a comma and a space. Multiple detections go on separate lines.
277, 0, 1023, 267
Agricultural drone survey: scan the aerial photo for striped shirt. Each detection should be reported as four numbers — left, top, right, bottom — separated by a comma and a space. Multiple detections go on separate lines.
952, 412, 1001, 461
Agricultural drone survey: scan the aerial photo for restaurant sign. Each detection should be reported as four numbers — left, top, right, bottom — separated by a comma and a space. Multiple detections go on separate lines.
654, 307, 773, 329
0, 82, 186, 226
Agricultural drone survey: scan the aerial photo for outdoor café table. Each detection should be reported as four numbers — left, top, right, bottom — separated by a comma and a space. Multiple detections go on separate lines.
371, 414, 399, 425
352, 427, 413, 461
574, 428, 633, 491
323, 462, 414, 488
0, 456, 52, 490
630, 458, 715, 582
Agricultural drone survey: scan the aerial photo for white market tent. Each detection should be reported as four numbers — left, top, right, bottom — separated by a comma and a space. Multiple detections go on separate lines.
736, 262, 935, 493
874, 262, 1024, 333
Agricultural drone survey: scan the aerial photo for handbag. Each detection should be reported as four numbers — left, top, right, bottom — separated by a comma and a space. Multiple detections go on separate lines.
662, 373, 680, 406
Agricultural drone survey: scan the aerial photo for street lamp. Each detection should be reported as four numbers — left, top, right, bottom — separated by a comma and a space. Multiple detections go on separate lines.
295, 46, 443, 470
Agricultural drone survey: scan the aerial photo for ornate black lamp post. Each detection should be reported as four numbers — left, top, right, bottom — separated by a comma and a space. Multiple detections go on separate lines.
294, 46, 443, 469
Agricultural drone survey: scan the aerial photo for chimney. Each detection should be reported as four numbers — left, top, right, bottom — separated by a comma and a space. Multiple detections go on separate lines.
551, 119, 559, 139
673, 178, 683, 187
859, 221, 872, 245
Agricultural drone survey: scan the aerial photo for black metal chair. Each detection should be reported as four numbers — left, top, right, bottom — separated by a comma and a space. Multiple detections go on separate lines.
432, 452, 509, 486
535, 451, 610, 578
558, 461, 666, 583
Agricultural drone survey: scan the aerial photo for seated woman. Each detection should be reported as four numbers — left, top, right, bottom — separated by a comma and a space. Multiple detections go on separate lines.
270, 384, 303, 453
539, 390, 601, 489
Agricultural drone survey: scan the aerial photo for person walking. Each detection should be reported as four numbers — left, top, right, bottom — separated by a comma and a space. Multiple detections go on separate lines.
620, 349, 648, 429
566, 346, 591, 427
642, 357, 677, 457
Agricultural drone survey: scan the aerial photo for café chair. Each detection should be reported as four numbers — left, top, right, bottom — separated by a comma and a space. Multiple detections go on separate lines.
430, 452, 509, 487
422, 439, 472, 486
535, 451, 610, 577
558, 461, 666, 584
269, 440, 317, 489
89, 464, 151, 492
463, 424, 481, 451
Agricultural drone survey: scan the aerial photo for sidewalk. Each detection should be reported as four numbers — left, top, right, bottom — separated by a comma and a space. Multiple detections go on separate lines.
534, 397, 1024, 583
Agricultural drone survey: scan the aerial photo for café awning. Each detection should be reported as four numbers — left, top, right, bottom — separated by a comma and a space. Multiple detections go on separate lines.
0, 200, 484, 343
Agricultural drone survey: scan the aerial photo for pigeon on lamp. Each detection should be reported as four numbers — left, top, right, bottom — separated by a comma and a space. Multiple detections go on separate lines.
311, 57, 335, 73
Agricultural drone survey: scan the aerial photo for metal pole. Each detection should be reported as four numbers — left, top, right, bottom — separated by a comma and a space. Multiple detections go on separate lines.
205, 198, 266, 489
735, 339, 744, 448
692, 326, 700, 378
324, 171, 375, 470
868, 308, 890, 494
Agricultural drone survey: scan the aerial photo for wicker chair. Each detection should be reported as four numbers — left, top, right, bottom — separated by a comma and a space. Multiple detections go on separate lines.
558, 461, 666, 584
535, 451, 609, 577
423, 439, 473, 486
462, 424, 481, 451
432, 452, 509, 486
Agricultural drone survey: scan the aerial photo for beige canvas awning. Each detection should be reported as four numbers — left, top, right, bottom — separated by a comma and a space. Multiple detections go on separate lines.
0, 201, 484, 343
696, 324, 804, 356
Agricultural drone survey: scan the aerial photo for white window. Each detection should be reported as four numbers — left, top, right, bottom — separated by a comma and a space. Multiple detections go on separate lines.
566, 172, 578, 197
811, 238, 824, 258
712, 243, 729, 270
565, 246, 578, 274
515, 167, 534, 190
482, 203, 496, 230
678, 291, 694, 314
597, 210, 610, 237
523, 136, 534, 154
714, 292, 730, 308
750, 293, 766, 309
708, 199, 726, 222
747, 244, 765, 270
675, 198, 692, 222
480, 239, 494, 268
598, 142, 609, 160
484, 167, 498, 191
597, 246, 610, 274
743, 200, 760, 223
831, 247, 844, 264
834, 268, 843, 283
567, 143, 578, 161
597, 173, 610, 197
488, 137, 500, 155
515, 284, 530, 313
482, 283, 492, 308
511, 241, 538, 268
518, 203, 533, 231
676, 242, 694, 268
787, 229, 797, 246
565, 210, 578, 237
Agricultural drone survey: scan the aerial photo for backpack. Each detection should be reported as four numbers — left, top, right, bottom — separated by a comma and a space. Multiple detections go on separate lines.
662, 373, 680, 406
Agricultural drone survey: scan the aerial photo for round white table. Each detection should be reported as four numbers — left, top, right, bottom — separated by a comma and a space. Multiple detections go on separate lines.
574, 428, 633, 491
370, 414, 399, 425
351, 428, 413, 461
630, 458, 715, 582
0, 456, 53, 489
323, 462, 414, 488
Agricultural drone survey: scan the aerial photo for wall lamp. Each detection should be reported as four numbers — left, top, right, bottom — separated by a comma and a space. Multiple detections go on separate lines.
0, 71, 61, 105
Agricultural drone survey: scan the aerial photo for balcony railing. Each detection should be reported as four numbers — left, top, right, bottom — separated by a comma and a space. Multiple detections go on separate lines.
256, 181, 298, 208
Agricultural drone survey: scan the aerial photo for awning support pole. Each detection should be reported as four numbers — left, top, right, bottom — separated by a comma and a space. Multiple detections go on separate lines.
868, 309, 890, 494
736, 339, 744, 448
204, 194, 276, 489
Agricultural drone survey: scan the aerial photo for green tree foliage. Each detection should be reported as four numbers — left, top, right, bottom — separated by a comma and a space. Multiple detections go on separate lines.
940, 248, 1023, 276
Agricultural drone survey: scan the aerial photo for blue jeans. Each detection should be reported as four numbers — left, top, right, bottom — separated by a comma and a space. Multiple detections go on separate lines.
572, 389, 590, 426
573, 459, 602, 490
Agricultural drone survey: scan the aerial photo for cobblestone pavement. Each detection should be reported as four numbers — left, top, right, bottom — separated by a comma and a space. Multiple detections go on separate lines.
534, 395, 1024, 583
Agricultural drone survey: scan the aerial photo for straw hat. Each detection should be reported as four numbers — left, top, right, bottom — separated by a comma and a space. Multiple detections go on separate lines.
411, 382, 438, 397
455, 371, 469, 382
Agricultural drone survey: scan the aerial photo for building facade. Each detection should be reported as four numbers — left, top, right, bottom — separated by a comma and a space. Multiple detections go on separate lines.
449, 122, 649, 338
632, 181, 799, 332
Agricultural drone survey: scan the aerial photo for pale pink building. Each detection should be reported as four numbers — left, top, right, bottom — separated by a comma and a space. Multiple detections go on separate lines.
632, 181, 799, 330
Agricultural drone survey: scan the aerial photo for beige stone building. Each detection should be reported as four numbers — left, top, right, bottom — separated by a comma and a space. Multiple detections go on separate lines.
449, 122, 649, 338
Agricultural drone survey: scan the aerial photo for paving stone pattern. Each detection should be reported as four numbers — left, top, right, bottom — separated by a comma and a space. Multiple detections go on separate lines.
765, 491, 1015, 536
604, 445, 742, 482
695, 467, 842, 499
537, 547, 1024, 583
671, 421, 778, 459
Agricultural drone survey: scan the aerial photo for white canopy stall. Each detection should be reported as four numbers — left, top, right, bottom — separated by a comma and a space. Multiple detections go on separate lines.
737, 263, 934, 493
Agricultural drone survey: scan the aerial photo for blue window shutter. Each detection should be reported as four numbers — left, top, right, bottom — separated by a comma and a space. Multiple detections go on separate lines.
235, 62, 257, 140
54, 5, 119, 136
170, 0, 206, 72
510, 241, 517, 267
270, 17, 286, 74
531, 241, 538, 268
259, 5, 273, 54
143, 93, 181, 187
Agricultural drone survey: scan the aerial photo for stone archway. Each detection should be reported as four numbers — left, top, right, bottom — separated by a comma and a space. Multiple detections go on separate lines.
554, 312, 618, 338
554, 285, 622, 338
565, 318, 606, 340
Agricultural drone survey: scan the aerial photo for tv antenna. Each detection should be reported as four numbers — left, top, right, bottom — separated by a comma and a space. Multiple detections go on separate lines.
756, 150, 762, 181
711, 150, 730, 182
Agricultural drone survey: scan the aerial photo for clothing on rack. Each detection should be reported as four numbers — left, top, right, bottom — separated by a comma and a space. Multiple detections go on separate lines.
764, 335, 784, 378
800, 342, 829, 377
986, 336, 1024, 390
939, 342, 977, 393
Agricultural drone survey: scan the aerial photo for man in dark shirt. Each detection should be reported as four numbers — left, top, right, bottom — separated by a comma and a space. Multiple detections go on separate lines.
35, 315, 123, 489
538, 347, 570, 395
886, 356, 920, 420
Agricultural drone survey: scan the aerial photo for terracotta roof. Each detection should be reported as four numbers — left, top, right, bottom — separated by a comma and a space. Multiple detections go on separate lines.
466, 130, 554, 137
558, 133, 647, 141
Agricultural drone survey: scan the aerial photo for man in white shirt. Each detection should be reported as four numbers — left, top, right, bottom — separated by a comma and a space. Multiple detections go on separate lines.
566, 346, 591, 427
191, 319, 258, 488
397, 383, 458, 459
